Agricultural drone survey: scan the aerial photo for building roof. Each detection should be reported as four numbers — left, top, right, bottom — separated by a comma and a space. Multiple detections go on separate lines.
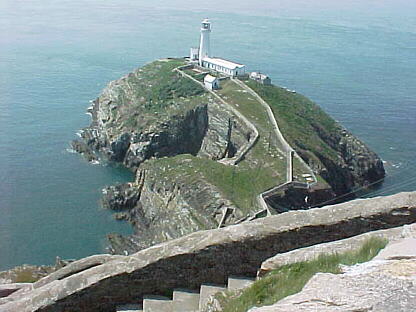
204, 74, 218, 83
203, 57, 245, 70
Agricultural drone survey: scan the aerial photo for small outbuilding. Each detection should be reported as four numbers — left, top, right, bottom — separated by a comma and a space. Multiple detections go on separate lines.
190, 47, 199, 61
204, 74, 220, 90
249, 72, 271, 85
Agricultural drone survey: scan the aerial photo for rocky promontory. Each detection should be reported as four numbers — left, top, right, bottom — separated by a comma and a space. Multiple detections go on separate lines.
72, 58, 385, 254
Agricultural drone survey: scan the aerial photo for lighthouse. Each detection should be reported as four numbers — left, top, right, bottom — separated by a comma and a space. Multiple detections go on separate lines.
198, 19, 211, 66
189, 19, 246, 77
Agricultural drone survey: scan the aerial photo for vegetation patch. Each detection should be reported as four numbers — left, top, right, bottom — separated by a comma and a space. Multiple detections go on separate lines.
213, 237, 388, 312
106, 59, 206, 131
217, 80, 318, 184
0, 265, 57, 283
142, 154, 281, 214
245, 80, 340, 162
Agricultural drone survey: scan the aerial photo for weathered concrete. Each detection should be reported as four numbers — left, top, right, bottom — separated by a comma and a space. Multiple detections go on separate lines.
259, 222, 416, 276
1, 192, 416, 312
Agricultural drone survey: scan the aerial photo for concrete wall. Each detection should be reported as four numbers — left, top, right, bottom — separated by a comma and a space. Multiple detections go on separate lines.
1, 192, 416, 312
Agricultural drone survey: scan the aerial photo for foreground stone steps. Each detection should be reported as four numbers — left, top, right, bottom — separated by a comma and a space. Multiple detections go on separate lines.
228, 276, 255, 291
172, 289, 200, 311
198, 284, 227, 310
117, 276, 254, 312
116, 303, 143, 311
143, 295, 173, 312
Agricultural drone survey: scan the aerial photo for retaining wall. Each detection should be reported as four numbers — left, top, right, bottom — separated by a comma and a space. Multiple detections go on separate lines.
1, 192, 416, 312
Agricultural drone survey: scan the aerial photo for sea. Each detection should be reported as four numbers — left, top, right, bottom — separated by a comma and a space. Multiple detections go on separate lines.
0, 0, 415, 270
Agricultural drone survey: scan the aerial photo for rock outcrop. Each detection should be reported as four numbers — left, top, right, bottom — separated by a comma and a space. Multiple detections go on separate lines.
103, 164, 241, 254
300, 127, 386, 195
73, 60, 250, 170
258, 223, 416, 276
0, 258, 72, 285
72, 60, 254, 252
250, 239, 416, 312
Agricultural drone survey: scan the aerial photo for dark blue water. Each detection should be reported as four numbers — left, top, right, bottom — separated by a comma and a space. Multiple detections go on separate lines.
1, 0, 415, 270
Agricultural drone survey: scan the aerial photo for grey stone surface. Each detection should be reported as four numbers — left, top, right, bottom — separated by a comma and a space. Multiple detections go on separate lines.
116, 303, 143, 311
0, 283, 32, 299
259, 223, 416, 276
1, 192, 415, 312
227, 277, 255, 291
374, 237, 416, 260
143, 296, 173, 312
199, 285, 227, 311
172, 289, 200, 312
249, 243, 416, 312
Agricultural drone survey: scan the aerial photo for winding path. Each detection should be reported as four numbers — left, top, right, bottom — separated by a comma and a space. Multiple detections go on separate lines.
175, 65, 317, 222
175, 67, 259, 166
232, 78, 318, 214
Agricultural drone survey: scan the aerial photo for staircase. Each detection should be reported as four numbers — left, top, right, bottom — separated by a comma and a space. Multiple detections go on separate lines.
116, 276, 255, 312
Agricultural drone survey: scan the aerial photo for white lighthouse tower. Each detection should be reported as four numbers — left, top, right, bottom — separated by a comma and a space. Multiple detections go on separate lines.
198, 19, 211, 66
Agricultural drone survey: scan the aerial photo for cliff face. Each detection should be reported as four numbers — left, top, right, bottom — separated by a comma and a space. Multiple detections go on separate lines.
302, 124, 385, 195
73, 59, 385, 254
72, 59, 253, 252
247, 80, 385, 196
73, 60, 250, 169
102, 160, 242, 254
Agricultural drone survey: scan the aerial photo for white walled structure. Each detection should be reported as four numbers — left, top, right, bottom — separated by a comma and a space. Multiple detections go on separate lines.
204, 74, 220, 90
202, 57, 246, 77
191, 19, 246, 77
250, 72, 271, 85
190, 47, 199, 61
198, 19, 211, 66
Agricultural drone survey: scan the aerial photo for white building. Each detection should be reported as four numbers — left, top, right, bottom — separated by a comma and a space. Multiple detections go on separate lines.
199, 19, 211, 65
249, 72, 271, 85
202, 57, 246, 77
190, 47, 199, 61
204, 74, 220, 90
190, 19, 246, 77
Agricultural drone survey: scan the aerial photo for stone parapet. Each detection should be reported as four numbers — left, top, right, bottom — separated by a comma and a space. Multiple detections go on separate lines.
1, 192, 415, 312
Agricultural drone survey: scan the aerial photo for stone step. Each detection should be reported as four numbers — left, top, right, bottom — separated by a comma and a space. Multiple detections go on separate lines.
142, 295, 173, 312
227, 276, 255, 291
172, 289, 200, 312
198, 284, 226, 311
116, 303, 143, 311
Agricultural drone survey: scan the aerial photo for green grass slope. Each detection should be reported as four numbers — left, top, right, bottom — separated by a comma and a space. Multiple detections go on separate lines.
214, 237, 387, 312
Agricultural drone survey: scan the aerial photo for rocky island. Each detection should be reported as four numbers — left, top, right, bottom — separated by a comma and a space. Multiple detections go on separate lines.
71, 57, 385, 255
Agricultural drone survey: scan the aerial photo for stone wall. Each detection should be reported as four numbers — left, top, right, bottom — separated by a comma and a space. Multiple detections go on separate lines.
258, 222, 416, 276
1, 192, 416, 312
